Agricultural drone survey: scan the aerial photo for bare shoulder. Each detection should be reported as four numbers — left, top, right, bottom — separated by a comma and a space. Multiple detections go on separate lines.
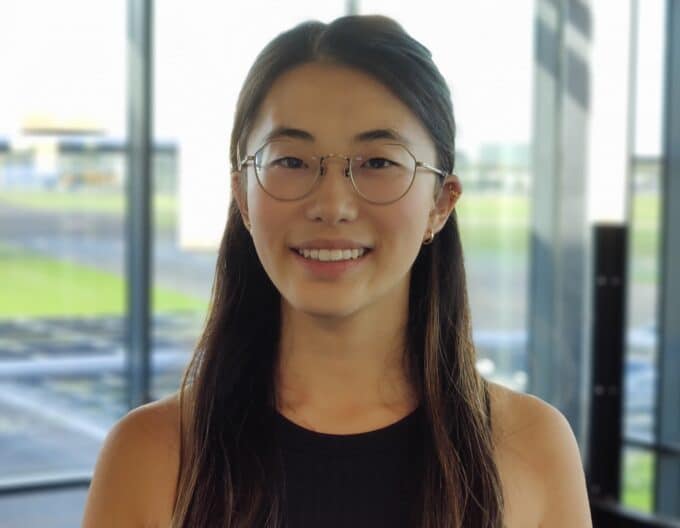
486, 380, 568, 439
485, 380, 592, 527
82, 392, 181, 528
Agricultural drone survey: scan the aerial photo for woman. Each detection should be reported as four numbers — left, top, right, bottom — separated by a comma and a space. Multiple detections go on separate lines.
82, 15, 592, 528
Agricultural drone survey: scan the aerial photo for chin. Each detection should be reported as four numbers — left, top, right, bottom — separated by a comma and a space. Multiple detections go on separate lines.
284, 295, 364, 320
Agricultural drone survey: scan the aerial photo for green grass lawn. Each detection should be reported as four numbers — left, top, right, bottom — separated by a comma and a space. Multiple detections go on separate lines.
621, 448, 654, 513
457, 195, 530, 255
0, 244, 206, 317
0, 190, 128, 214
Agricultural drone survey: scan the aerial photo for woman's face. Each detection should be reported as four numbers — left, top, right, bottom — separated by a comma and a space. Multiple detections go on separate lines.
233, 62, 460, 319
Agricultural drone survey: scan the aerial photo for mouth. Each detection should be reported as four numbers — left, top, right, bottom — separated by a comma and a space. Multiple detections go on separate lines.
288, 247, 374, 280
289, 247, 374, 262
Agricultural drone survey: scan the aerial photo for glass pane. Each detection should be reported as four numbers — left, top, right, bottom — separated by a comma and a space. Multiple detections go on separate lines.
359, 0, 533, 391
625, 159, 661, 443
624, 0, 665, 444
0, 0, 127, 482
621, 446, 655, 513
151, 1, 348, 399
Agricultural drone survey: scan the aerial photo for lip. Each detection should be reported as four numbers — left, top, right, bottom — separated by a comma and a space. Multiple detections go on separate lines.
290, 239, 373, 250
290, 247, 372, 279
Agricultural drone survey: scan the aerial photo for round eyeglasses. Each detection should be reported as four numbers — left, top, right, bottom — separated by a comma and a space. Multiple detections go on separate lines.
238, 141, 450, 205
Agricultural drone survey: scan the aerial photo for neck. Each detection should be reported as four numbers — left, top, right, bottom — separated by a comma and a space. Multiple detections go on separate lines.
275, 287, 417, 416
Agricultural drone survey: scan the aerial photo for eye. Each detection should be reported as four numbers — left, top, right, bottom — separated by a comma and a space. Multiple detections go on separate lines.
272, 157, 306, 169
364, 157, 396, 169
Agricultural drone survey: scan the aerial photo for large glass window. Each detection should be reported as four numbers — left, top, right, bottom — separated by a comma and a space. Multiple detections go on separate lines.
151, 1, 347, 398
0, 0, 127, 483
2, 1, 676, 525
358, 0, 534, 391
622, 0, 666, 514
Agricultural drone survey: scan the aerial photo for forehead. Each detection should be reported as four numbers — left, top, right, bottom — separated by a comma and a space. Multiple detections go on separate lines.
247, 62, 434, 152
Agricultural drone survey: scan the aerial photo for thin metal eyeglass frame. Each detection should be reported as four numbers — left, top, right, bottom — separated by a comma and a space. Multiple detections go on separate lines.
237, 142, 451, 205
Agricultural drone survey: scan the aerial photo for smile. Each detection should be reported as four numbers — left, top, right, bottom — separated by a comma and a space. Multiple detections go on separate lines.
295, 248, 368, 261
289, 247, 373, 279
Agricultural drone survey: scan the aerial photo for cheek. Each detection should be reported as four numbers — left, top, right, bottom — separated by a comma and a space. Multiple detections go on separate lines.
247, 190, 290, 264
247, 174, 288, 228
383, 193, 431, 247
370, 196, 431, 284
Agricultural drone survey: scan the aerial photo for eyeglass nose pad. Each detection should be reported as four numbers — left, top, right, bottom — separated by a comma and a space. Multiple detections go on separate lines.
319, 157, 351, 178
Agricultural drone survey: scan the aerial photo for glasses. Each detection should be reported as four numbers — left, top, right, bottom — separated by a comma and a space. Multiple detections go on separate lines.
238, 140, 450, 205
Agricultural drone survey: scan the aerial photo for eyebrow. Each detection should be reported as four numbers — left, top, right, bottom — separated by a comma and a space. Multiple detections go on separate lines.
261, 126, 413, 146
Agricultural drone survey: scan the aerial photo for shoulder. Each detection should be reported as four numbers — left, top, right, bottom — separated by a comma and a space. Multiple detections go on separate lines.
486, 380, 592, 527
82, 392, 181, 528
486, 380, 571, 441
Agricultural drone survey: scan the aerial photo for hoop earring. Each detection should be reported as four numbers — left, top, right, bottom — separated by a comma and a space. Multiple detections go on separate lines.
422, 228, 434, 245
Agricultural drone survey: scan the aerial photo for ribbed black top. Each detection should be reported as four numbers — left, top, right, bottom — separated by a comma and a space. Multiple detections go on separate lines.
274, 406, 425, 528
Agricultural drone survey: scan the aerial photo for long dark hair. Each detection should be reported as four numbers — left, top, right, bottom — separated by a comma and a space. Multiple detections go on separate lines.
171, 15, 504, 527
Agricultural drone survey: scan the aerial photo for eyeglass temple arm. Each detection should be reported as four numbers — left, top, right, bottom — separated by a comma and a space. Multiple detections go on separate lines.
416, 160, 449, 179
237, 155, 255, 171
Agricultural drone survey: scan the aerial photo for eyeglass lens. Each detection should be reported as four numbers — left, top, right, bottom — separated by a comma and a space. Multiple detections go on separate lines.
253, 141, 416, 202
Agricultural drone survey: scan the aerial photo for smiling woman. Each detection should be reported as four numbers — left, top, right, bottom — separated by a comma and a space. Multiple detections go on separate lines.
82, 14, 591, 528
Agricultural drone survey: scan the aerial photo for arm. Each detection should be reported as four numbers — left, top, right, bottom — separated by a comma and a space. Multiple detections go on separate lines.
81, 404, 164, 528
531, 398, 592, 528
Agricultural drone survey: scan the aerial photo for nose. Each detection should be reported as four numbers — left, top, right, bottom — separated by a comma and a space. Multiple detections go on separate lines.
305, 155, 358, 224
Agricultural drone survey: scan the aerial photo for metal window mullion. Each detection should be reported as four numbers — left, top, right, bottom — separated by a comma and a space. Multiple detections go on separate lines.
0, 474, 91, 496
587, 225, 627, 500
529, 0, 591, 440
125, 0, 153, 409
655, 0, 680, 518
624, 438, 680, 458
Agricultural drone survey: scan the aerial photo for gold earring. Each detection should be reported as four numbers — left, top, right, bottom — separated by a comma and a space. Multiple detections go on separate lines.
422, 227, 434, 245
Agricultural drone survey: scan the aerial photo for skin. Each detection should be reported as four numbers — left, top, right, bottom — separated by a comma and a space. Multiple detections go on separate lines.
231, 61, 462, 430
82, 61, 592, 528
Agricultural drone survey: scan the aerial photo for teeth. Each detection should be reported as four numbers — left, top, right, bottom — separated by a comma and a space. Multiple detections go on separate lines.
296, 248, 368, 261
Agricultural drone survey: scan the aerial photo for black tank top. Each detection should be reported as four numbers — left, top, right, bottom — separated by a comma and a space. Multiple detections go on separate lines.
274, 405, 425, 528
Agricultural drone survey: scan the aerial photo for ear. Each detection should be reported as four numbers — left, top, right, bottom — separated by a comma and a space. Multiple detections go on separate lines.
427, 174, 462, 235
231, 170, 250, 230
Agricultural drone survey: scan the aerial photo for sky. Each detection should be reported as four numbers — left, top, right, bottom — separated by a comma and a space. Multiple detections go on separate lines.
0, 0, 666, 158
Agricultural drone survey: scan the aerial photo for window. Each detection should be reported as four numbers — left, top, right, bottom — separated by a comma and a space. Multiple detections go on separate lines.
623, 0, 667, 514
0, 0, 127, 484
150, 1, 347, 398
358, 0, 534, 391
